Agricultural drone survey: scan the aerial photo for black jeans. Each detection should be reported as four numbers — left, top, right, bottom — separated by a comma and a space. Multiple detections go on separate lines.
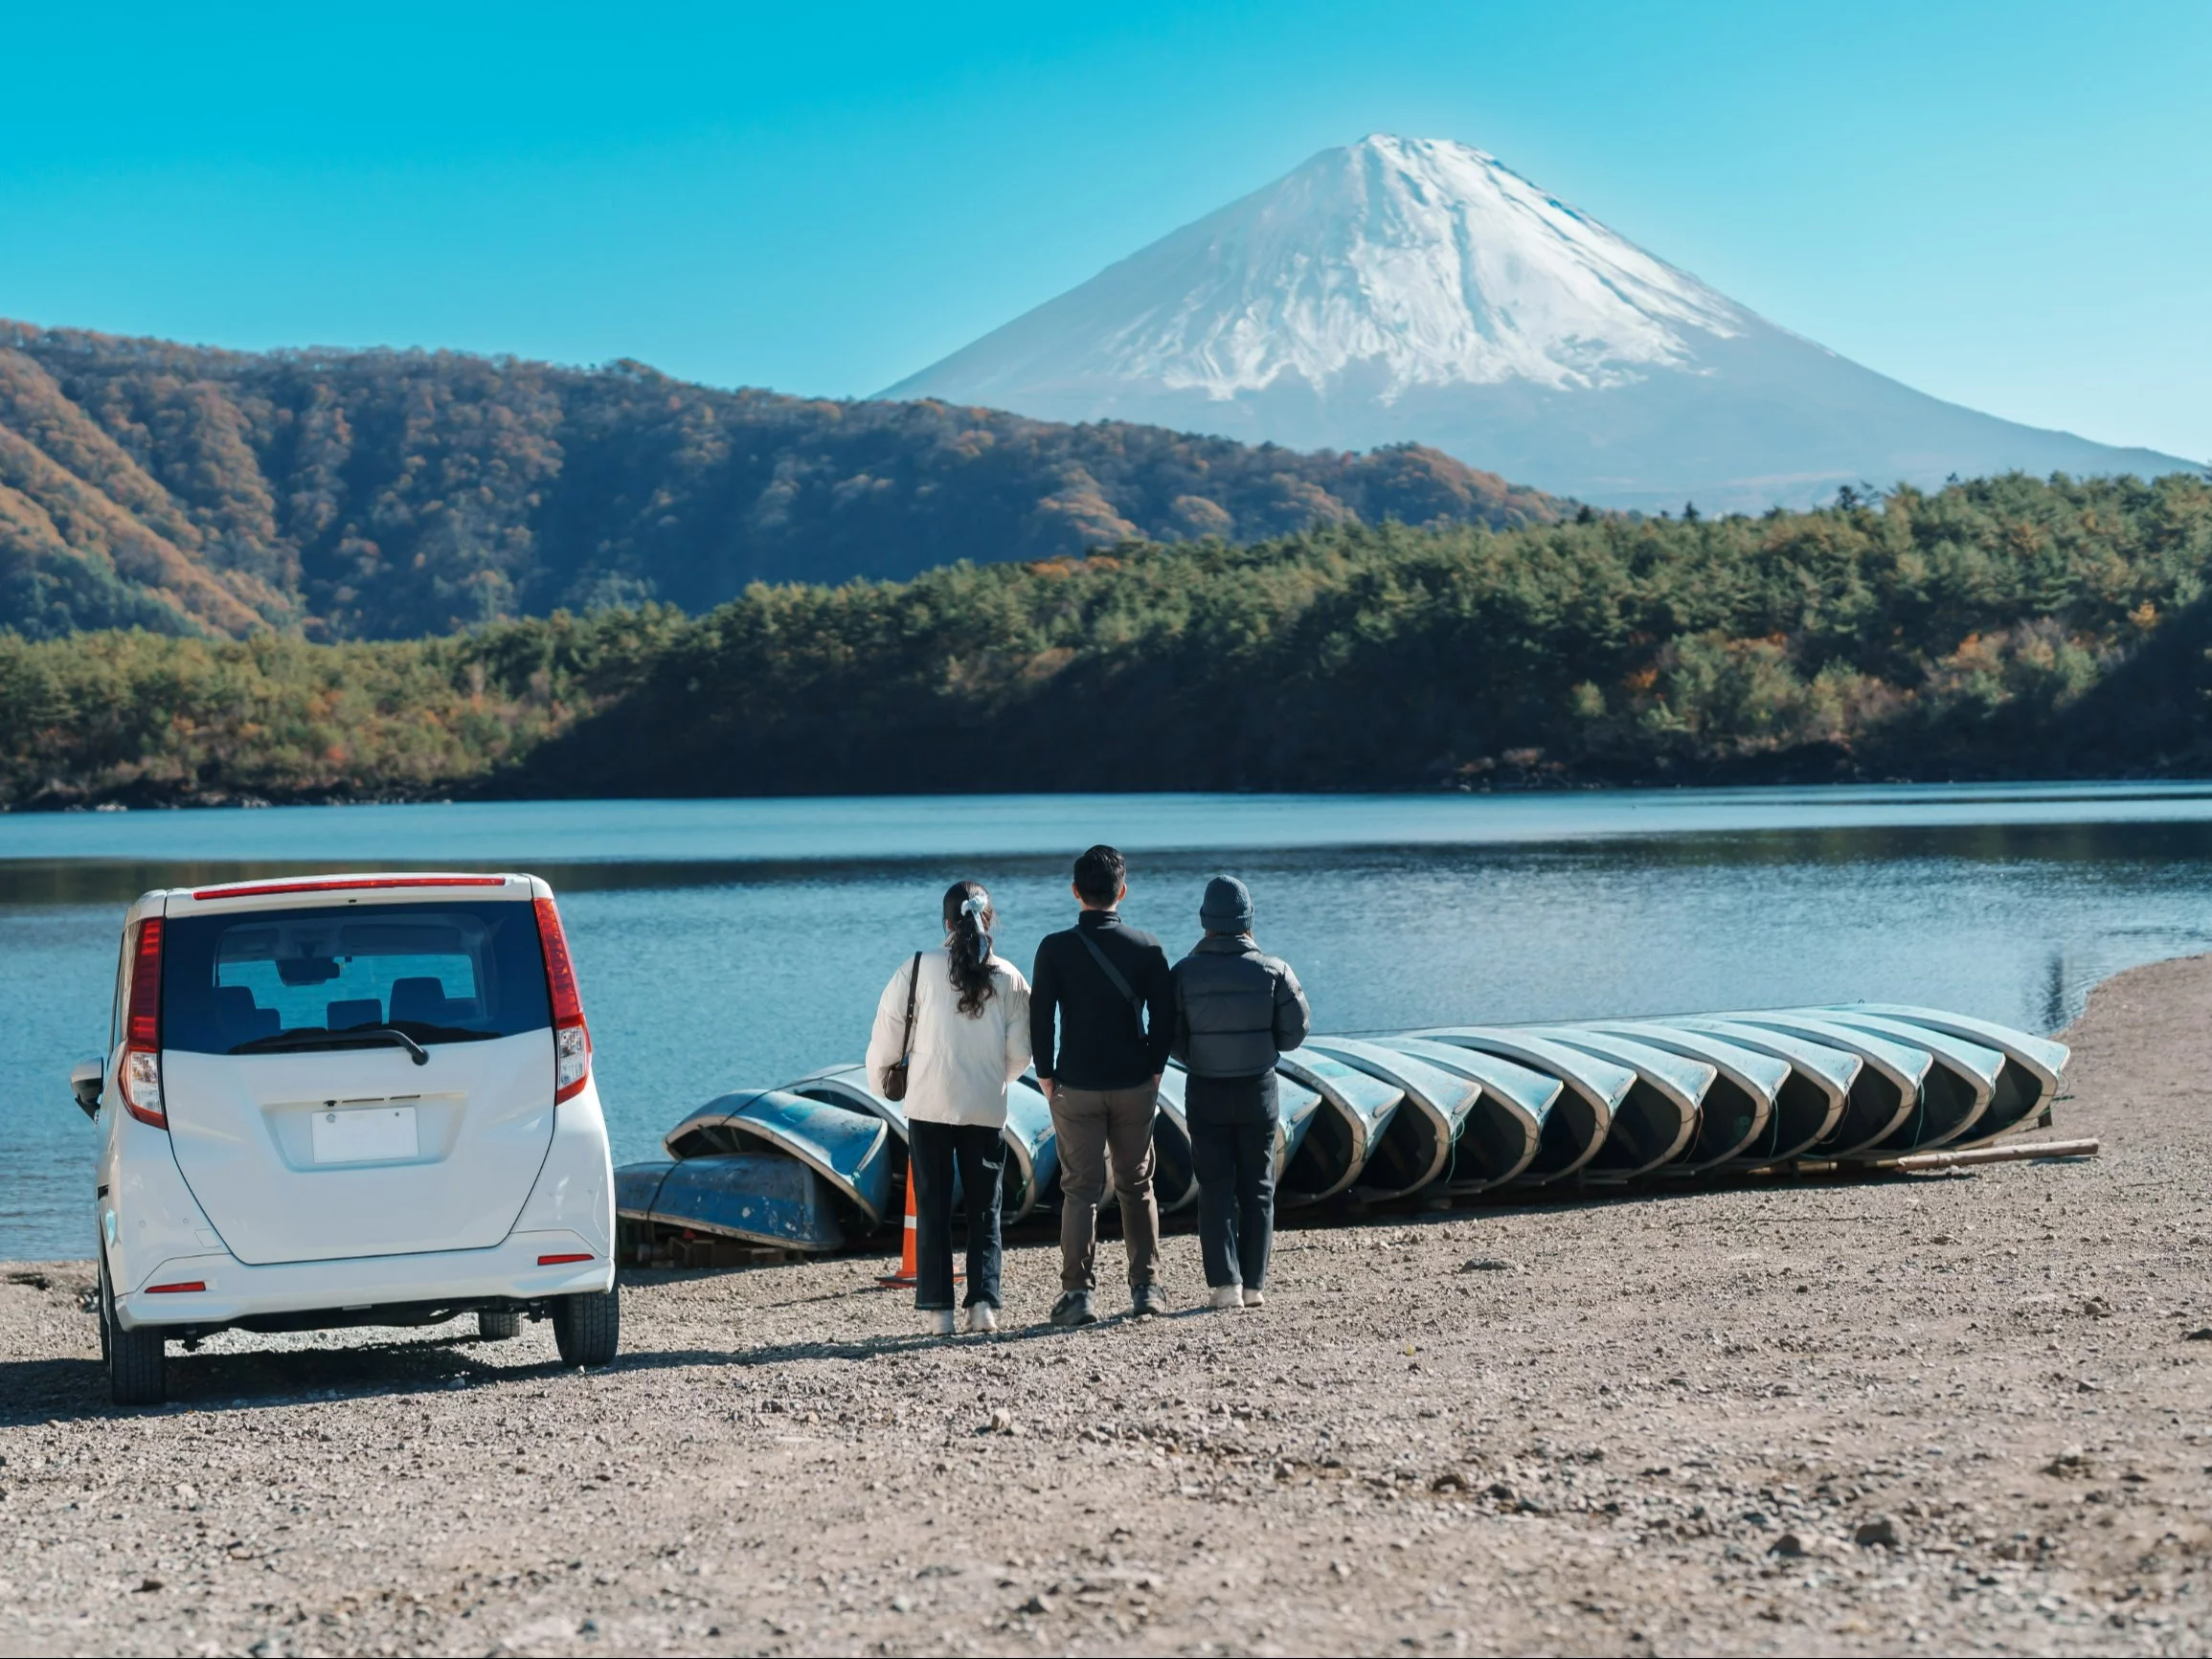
1185, 1072, 1277, 1291
907, 1120, 1004, 1311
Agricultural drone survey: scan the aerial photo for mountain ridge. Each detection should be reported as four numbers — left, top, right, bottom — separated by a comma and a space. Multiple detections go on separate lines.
885, 135, 2197, 512
0, 319, 1564, 640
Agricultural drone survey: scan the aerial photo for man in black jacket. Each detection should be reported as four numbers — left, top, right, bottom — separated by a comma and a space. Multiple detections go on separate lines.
1171, 875, 1311, 1311
1030, 844, 1175, 1326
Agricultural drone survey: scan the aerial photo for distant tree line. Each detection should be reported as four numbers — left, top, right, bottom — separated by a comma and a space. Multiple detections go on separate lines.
4, 471, 2210, 808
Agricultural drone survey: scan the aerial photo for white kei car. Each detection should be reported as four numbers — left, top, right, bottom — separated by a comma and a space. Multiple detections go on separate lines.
73, 872, 619, 1406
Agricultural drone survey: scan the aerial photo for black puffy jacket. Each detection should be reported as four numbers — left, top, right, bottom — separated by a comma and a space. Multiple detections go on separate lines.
1169, 934, 1311, 1079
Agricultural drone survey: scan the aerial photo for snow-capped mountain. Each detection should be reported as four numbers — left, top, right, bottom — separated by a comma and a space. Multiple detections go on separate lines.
883, 136, 2193, 512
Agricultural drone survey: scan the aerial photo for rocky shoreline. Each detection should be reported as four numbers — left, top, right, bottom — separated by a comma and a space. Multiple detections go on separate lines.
3, 958, 2208, 1655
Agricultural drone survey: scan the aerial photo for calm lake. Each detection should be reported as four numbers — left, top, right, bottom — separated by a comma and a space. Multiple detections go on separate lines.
7, 784, 2212, 1260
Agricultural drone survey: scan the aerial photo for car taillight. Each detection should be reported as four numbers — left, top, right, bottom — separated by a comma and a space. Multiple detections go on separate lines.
533, 896, 592, 1104
119, 917, 168, 1130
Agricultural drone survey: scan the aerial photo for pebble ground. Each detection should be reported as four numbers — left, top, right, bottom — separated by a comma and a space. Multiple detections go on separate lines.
3, 957, 2209, 1656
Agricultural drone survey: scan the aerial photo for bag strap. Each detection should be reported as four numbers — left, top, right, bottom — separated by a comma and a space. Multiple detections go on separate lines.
898, 951, 921, 1057
1074, 929, 1144, 1035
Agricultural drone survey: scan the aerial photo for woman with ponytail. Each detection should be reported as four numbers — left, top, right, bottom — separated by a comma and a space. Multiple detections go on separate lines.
866, 881, 1032, 1334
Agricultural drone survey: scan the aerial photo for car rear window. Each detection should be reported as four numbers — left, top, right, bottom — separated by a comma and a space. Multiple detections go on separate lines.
160, 900, 553, 1055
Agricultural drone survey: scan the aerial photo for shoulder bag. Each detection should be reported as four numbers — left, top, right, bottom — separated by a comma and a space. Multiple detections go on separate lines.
881, 951, 922, 1102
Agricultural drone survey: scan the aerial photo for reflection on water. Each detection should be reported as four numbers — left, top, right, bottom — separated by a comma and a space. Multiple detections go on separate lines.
7, 789, 2212, 1258
2043, 952, 2069, 1035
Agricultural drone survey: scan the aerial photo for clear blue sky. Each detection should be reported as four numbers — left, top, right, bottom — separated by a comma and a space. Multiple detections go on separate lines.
3, 0, 2205, 460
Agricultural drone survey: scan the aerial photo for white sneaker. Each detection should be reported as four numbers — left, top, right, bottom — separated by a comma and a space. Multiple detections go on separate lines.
1208, 1285, 1244, 1311
1241, 1287, 1265, 1309
963, 1304, 999, 1334
924, 1310, 956, 1335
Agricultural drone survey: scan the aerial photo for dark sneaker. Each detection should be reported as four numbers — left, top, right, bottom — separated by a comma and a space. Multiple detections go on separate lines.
1130, 1283, 1169, 1318
1050, 1290, 1099, 1328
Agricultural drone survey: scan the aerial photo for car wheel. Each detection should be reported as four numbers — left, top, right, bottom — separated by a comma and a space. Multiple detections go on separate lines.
551, 1288, 620, 1368
477, 1308, 523, 1341
101, 1252, 167, 1408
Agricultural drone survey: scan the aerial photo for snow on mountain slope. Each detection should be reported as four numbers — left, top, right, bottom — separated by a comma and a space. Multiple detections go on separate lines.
1035, 136, 1747, 400
884, 136, 2195, 513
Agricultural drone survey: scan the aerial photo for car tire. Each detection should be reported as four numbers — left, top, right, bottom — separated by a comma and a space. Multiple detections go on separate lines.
477, 1308, 523, 1341
101, 1252, 168, 1408
551, 1288, 620, 1368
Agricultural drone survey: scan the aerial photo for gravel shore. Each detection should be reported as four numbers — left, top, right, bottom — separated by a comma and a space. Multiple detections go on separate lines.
5, 958, 2210, 1657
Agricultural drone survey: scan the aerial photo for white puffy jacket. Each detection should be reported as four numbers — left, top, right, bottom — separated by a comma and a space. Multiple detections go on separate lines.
866, 948, 1033, 1129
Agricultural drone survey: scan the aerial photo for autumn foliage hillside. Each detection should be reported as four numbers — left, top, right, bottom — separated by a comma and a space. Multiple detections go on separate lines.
0, 322, 1563, 641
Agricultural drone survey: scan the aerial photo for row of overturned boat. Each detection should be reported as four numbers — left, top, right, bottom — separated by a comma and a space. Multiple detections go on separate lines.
614, 1004, 2071, 1254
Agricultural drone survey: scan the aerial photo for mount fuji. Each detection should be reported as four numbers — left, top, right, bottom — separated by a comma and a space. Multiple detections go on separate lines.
883, 136, 2194, 512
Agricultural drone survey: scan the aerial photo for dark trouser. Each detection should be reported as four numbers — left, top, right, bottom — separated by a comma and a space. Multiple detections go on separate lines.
908, 1120, 1004, 1312
1050, 1082, 1162, 1293
1185, 1072, 1277, 1291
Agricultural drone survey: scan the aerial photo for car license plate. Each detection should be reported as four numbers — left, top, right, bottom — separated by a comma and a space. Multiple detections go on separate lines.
311, 1105, 418, 1164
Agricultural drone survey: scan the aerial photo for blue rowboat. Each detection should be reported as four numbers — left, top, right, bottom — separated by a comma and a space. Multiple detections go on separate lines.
664, 1088, 893, 1226
1519, 1027, 1710, 1178
1703, 1014, 1929, 1158
615, 1154, 846, 1252
1581, 1021, 1785, 1172
1662, 1019, 1860, 1161
1274, 1073, 1326, 1180
1411, 1029, 1631, 1184
1785, 1011, 2001, 1153
1275, 1051, 1405, 1204
1001, 1078, 1060, 1224
1149, 1069, 1201, 1214
1833, 1005, 2067, 1140
784, 1064, 906, 1137
1306, 1038, 1483, 1199
1373, 1037, 1556, 1192
616, 1160, 674, 1225
786, 1063, 1055, 1222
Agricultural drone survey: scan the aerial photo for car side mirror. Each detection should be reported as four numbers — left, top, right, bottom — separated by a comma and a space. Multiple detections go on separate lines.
71, 1058, 102, 1120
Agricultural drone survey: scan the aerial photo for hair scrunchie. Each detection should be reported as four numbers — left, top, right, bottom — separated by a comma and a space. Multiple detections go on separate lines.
960, 891, 991, 966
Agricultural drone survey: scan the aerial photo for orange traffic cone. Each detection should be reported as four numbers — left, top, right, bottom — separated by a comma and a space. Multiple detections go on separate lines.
878, 1164, 919, 1287
877, 1158, 959, 1289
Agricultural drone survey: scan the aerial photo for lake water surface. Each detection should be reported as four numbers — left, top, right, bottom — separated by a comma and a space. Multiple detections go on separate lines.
8, 785, 2212, 1259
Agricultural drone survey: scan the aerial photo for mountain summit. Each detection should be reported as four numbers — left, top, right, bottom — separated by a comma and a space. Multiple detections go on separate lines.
885, 136, 2193, 511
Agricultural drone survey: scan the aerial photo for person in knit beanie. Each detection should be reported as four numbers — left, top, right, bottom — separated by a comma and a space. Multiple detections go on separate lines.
1170, 876, 1310, 1309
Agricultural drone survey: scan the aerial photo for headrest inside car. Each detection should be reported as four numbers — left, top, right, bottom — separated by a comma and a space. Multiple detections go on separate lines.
388, 976, 451, 1027
214, 984, 280, 1043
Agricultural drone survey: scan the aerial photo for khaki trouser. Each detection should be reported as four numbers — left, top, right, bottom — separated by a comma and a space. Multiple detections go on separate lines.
1050, 1082, 1162, 1293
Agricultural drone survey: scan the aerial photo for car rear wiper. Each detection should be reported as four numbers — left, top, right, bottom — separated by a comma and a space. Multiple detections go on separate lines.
231, 1027, 430, 1065
382, 1022, 500, 1044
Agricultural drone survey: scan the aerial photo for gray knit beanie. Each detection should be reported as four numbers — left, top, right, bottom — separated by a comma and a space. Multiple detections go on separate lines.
1200, 875, 1253, 933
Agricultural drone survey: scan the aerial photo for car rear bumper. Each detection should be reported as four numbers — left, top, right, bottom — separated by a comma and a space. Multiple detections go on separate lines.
114, 1227, 614, 1332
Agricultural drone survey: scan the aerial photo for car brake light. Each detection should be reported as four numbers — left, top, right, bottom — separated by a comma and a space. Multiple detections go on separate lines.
146, 1280, 206, 1293
537, 1253, 594, 1266
533, 896, 592, 1103
119, 917, 168, 1130
190, 875, 508, 900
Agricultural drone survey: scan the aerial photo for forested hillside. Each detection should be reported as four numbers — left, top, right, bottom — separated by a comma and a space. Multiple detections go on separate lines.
4, 472, 2208, 808
0, 322, 1562, 641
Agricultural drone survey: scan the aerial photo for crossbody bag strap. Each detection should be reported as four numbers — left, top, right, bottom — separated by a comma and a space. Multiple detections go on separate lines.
1074, 929, 1144, 1035
899, 951, 921, 1057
